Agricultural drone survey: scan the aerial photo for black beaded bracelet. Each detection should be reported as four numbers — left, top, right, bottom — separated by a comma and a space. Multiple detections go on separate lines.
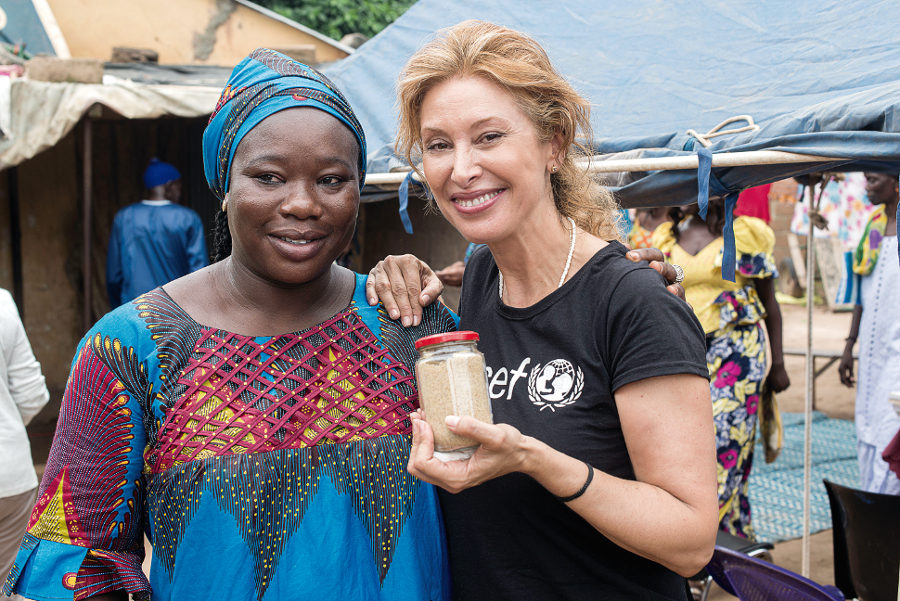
555, 462, 594, 503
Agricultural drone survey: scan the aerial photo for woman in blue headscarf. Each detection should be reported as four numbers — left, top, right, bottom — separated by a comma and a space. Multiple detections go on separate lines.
4, 49, 454, 601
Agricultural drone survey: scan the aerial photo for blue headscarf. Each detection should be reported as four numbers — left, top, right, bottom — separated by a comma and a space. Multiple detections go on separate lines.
202, 48, 366, 201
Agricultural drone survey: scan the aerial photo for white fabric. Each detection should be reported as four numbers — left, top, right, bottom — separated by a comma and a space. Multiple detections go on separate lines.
857, 442, 900, 495
855, 235, 900, 494
0, 289, 49, 499
0, 77, 220, 169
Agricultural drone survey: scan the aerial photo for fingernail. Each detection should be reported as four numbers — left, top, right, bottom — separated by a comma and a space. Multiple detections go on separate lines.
368, 296, 377, 305
390, 309, 400, 319
421, 294, 431, 304
445, 415, 459, 427
413, 315, 420, 327
402, 316, 411, 327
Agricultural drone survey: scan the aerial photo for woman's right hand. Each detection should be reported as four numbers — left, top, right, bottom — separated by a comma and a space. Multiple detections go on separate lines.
838, 343, 855, 387
365, 254, 443, 327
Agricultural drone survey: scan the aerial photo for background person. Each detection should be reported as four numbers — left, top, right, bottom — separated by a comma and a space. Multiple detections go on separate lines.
370, 20, 717, 601
839, 172, 900, 495
106, 158, 208, 308
6, 50, 454, 601
433, 242, 483, 288
626, 207, 671, 249
0, 288, 49, 587
653, 199, 790, 540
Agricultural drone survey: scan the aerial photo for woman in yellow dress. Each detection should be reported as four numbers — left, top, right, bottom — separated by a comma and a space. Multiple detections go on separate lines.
653, 199, 790, 539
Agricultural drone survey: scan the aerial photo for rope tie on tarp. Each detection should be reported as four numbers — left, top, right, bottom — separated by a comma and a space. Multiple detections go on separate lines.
685, 114, 759, 148
696, 146, 738, 282
397, 171, 417, 234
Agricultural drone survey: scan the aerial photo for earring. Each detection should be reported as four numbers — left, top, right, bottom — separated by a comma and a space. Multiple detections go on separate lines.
551, 165, 559, 174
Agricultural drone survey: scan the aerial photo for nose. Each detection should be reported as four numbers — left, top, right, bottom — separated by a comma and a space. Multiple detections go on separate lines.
279, 181, 324, 219
450, 146, 482, 187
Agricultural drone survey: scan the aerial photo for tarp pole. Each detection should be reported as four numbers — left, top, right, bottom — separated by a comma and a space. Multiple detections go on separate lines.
82, 117, 93, 334
802, 178, 817, 577
362, 150, 846, 186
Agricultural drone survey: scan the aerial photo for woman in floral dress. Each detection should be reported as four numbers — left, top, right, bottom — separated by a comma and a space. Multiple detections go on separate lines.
653, 199, 790, 539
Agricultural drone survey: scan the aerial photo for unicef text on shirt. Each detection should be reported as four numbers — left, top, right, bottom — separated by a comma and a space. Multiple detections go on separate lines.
486, 357, 584, 412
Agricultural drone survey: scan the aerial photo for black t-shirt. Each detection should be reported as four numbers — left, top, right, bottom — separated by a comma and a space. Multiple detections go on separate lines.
441, 241, 708, 601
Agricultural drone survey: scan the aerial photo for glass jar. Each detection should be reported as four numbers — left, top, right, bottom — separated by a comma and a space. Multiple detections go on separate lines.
414, 331, 493, 461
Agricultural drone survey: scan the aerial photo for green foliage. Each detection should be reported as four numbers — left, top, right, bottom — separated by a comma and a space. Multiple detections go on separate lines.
257, 0, 416, 40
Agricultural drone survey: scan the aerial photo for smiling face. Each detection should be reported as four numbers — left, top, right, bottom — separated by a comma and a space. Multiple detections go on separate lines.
419, 76, 560, 244
225, 107, 360, 287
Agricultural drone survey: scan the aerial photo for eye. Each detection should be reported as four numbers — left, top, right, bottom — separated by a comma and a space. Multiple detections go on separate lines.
424, 139, 450, 152
254, 173, 282, 185
320, 175, 348, 187
480, 132, 504, 143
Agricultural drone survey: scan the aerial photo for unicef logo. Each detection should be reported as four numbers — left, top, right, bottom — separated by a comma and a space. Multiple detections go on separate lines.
527, 359, 584, 411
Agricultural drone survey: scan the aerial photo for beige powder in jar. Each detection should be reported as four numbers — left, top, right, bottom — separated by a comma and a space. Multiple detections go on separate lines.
415, 351, 493, 453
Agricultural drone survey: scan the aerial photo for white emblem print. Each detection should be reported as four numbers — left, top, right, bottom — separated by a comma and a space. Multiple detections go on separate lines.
527, 359, 584, 411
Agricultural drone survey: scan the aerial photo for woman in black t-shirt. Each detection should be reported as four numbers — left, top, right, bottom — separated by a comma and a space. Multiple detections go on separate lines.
368, 20, 718, 601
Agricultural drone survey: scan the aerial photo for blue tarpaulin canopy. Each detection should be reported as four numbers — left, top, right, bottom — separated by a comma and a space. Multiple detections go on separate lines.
323, 0, 900, 208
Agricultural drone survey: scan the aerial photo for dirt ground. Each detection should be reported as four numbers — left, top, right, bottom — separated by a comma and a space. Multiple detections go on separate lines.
25, 302, 856, 596
707, 301, 855, 599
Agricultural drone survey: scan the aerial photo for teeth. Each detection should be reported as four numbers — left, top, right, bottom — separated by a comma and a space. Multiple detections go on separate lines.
278, 236, 310, 245
458, 190, 500, 208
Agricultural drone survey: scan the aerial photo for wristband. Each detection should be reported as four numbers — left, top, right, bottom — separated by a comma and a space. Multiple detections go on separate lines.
555, 462, 594, 503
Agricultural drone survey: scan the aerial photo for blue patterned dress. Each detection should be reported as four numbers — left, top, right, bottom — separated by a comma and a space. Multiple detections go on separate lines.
5, 274, 456, 601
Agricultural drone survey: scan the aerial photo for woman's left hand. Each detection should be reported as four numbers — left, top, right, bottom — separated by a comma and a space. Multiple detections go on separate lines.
407, 412, 530, 493
766, 362, 791, 393
626, 247, 685, 300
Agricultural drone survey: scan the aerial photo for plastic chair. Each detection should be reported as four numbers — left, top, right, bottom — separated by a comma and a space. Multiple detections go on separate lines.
691, 530, 774, 601
706, 545, 844, 601
823, 479, 900, 601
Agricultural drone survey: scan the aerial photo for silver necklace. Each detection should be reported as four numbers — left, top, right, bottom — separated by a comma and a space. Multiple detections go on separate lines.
498, 217, 577, 301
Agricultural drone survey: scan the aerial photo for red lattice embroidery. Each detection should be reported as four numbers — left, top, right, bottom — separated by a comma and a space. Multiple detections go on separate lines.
150, 310, 416, 472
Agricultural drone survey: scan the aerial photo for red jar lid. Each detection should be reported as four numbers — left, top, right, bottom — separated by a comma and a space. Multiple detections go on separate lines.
414, 330, 480, 349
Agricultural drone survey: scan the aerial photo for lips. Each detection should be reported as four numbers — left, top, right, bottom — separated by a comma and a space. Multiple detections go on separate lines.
451, 188, 504, 213
267, 229, 327, 259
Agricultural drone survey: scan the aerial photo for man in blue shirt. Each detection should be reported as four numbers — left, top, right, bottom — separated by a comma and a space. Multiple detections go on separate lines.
106, 159, 208, 307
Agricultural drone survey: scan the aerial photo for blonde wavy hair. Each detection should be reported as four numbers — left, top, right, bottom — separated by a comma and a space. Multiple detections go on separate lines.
395, 19, 621, 240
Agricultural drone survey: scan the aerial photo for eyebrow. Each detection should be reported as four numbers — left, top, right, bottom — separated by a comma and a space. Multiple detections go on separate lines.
317, 155, 356, 171
243, 154, 356, 171
422, 116, 510, 136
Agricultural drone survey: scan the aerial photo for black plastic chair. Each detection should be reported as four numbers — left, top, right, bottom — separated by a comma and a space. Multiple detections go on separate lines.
823, 479, 900, 601
691, 530, 774, 601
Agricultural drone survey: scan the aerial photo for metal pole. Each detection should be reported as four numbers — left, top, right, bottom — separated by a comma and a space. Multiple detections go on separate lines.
802, 177, 817, 577
82, 117, 93, 333
361, 150, 846, 186
7, 166, 23, 317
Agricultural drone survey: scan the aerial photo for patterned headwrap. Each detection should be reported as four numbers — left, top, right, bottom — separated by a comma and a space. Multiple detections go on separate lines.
202, 48, 366, 201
